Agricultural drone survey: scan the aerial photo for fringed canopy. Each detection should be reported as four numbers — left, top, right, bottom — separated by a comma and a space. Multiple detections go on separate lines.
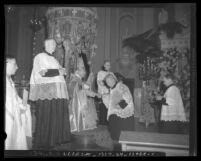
122, 21, 186, 63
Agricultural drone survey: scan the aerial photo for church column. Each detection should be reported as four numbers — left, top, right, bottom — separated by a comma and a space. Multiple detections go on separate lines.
110, 8, 118, 71
15, 7, 34, 81
5, 7, 19, 58
136, 8, 143, 34
104, 8, 111, 61
142, 8, 154, 33
94, 8, 106, 73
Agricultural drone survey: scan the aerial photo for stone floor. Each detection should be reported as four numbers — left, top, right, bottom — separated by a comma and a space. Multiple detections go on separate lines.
52, 134, 118, 151
30, 119, 189, 151
30, 122, 160, 151
31, 125, 120, 151
51, 121, 161, 151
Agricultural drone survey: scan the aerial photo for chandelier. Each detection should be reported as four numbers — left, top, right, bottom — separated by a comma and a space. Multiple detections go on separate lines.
46, 7, 98, 58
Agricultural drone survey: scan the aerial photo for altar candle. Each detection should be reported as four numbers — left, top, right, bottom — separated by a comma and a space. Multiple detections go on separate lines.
152, 62, 154, 73
148, 59, 150, 71
154, 65, 156, 73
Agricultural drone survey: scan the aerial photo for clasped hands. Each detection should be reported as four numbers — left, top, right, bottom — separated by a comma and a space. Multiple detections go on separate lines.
151, 90, 163, 101
155, 94, 163, 101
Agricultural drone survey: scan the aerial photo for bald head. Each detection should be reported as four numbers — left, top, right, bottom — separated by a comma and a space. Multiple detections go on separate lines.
44, 39, 56, 54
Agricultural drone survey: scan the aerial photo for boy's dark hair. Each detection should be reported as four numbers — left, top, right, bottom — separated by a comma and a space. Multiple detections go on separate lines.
6, 55, 16, 63
103, 73, 118, 89
164, 72, 175, 80
101, 60, 110, 71
6, 55, 16, 60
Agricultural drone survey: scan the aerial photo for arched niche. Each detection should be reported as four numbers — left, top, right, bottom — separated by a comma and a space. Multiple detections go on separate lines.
118, 14, 136, 57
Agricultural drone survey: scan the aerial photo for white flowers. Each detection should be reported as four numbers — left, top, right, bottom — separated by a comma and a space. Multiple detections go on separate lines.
91, 44, 97, 50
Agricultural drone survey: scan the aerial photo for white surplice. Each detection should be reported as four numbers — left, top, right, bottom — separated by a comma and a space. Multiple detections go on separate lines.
161, 85, 187, 122
5, 76, 32, 150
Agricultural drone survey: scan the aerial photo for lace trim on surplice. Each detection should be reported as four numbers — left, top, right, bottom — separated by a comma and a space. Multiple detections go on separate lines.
29, 82, 69, 101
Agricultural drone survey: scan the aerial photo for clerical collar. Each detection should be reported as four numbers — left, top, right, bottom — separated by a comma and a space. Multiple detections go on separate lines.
56, 44, 63, 48
166, 83, 175, 90
102, 68, 110, 72
44, 51, 53, 57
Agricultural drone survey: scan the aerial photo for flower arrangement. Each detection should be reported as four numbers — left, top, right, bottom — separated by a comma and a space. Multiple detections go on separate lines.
122, 21, 186, 63
123, 21, 190, 121
137, 47, 190, 118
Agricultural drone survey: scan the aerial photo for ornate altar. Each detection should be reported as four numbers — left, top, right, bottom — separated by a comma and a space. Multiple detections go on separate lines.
46, 7, 98, 81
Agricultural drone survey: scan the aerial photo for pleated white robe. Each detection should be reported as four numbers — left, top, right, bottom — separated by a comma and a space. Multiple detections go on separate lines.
5, 77, 32, 150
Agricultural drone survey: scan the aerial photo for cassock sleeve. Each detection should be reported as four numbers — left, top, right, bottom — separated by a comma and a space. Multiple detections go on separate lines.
43, 69, 60, 77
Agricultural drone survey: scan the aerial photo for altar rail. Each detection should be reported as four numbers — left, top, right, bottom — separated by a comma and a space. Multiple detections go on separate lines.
119, 131, 189, 156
